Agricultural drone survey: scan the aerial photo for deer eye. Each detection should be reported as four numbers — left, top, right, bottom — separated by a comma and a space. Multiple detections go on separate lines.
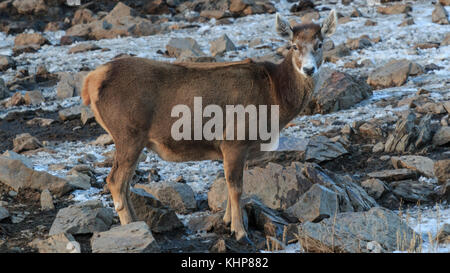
292, 44, 298, 50
316, 42, 322, 50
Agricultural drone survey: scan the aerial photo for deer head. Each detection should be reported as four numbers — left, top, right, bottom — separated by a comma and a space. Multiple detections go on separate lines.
276, 10, 337, 77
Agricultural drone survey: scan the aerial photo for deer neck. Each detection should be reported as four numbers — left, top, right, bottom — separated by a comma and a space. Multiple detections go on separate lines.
273, 50, 315, 126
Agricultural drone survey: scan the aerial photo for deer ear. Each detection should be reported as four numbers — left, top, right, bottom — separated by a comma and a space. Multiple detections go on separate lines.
321, 9, 337, 37
275, 13, 293, 40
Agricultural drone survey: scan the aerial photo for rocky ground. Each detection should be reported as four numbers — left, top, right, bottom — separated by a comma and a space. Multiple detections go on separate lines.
0, 0, 449, 253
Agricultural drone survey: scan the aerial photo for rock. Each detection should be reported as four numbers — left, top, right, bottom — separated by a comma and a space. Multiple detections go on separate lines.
23, 90, 44, 105
298, 207, 419, 253
434, 160, 450, 184
130, 187, 183, 233
0, 206, 9, 221
65, 171, 91, 190
416, 102, 446, 114
210, 238, 226, 253
432, 3, 449, 25
0, 78, 7, 99
2, 150, 33, 168
12, 0, 47, 15
286, 184, 338, 223
0, 55, 15, 71
244, 198, 289, 238
365, 19, 377, 26
210, 34, 236, 57
56, 71, 88, 99
346, 37, 372, 50
59, 105, 81, 121
30, 233, 81, 253
367, 59, 418, 88
91, 222, 160, 253
13, 133, 42, 153
442, 33, 450, 46
391, 156, 435, 178
377, 4, 412, 15
186, 212, 225, 233
399, 18, 414, 26
359, 122, 383, 138
304, 163, 377, 212
134, 182, 197, 214
361, 178, 388, 199
432, 126, 450, 146
80, 105, 95, 125
208, 162, 313, 211
14, 33, 49, 47
91, 134, 113, 146
49, 200, 114, 236
304, 69, 372, 114
384, 112, 432, 153
435, 223, 450, 244
304, 136, 348, 163
72, 8, 95, 25
5, 92, 24, 107
368, 169, 418, 182
26, 117, 55, 127
40, 189, 55, 211
390, 180, 436, 203
372, 142, 385, 153
289, 0, 315, 13
323, 44, 350, 63
166, 37, 204, 58
68, 43, 101, 54
60, 35, 86, 45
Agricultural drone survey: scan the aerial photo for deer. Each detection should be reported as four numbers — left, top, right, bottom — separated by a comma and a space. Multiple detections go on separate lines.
81, 11, 337, 244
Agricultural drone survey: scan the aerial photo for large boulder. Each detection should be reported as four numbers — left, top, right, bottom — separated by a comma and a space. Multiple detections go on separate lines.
304, 136, 348, 163
56, 71, 88, 99
391, 156, 435, 178
304, 69, 372, 114
166, 37, 204, 58
208, 162, 313, 211
0, 156, 72, 197
432, 126, 450, 146
91, 222, 160, 253
367, 59, 421, 89
49, 200, 114, 235
30, 233, 81, 253
298, 207, 420, 253
130, 187, 183, 233
134, 182, 197, 214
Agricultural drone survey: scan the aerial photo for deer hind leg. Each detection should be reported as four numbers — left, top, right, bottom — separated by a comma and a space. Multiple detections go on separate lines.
223, 191, 232, 226
222, 146, 250, 243
107, 140, 144, 225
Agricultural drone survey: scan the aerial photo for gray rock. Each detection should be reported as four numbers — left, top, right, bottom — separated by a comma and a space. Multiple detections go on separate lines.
286, 184, 339, 223
0, 78, 7, 99
303, 69, 372, 115
368, 169, 418, 182
135, 181, 197, 214
59, 105, 82, 121
130, 187, 183, 233
40, 189, 55, 211
13, 133, 42, 153
208, 162, 313, 211
90, 134, 113, 146
210, 34, 236, 57
432, 3, 449, 25
304, 135, 348, 163
361, 178, 388, 199
0, 206, 9, 221
391, 156, 435, 178
65, 171, 91, 190
30, 233, 81, 253
0, 156, 72, 197
298, 207, 420, 253
166, 37, 204, 58
2, 150, 33, 168
0, 55, 15, 71
56, 71, 88, 99
390, 180, 436, 203
244, 198, 288, 238
432, 126, 450, 146
434, 159, 450, 184
91, 222, 160, 253
49, 200, 114, 235
68, 43, 101, 54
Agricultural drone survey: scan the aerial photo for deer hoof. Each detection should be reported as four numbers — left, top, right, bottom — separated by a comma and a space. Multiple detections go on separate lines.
114, 202, 124, 211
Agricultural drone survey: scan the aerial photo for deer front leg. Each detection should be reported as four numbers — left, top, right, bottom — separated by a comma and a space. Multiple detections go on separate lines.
223, 192, 231, 226
222, 146, 250, 243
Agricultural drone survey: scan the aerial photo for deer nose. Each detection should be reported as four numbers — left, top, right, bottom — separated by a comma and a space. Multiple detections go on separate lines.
303, 67, 315, 76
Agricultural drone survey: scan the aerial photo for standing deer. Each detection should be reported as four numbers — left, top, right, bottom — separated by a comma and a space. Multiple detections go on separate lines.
81, 11, 337, 243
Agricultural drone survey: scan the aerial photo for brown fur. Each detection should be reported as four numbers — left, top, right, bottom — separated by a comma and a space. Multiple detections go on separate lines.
82, 22, 328, 242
